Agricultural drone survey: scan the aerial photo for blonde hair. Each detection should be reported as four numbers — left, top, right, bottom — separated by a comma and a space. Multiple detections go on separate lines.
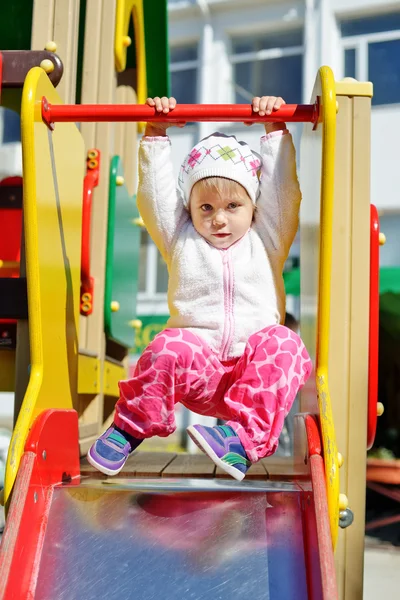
191, 177, 251, 203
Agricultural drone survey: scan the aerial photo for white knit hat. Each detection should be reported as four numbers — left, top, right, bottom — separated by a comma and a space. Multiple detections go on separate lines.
178, 132, 261, 206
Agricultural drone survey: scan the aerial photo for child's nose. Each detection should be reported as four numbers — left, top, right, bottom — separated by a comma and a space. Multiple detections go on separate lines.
213, 210, 226, 225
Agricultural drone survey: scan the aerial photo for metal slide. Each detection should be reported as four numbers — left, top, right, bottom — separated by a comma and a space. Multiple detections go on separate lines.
0, 410, 336, 600
33, 479, 313, 599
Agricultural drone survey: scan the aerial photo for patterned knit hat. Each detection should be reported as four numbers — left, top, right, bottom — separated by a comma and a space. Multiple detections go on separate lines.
178, 132, 261, 206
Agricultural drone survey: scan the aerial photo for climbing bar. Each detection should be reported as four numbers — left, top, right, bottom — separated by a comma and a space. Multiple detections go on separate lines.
41, 98, 319, 129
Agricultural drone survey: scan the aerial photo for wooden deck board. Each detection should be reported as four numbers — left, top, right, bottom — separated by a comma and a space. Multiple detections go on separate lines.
262, 457, 300, 481
162, 454, 216, 478
127, 452, 177, 476
80, 452, 299, 481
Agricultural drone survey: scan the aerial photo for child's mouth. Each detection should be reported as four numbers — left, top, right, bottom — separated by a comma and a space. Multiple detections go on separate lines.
213, 233, 231, 238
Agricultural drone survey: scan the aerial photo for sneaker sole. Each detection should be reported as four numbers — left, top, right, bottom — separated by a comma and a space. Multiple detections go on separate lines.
187, 426, 246, 481
86, 448, 126, 477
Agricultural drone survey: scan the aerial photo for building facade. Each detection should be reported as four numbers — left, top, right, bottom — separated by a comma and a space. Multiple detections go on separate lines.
135, 0, 400, 353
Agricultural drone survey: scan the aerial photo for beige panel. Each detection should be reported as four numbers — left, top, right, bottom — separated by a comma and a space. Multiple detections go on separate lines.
30, 0, 55, 50
52, 0, 80, 103
329, 92, 371, 600
329, 95, 354, 599
85, 0, 117, 355
32, 0, 80, 103
80, 0, 104, 145
343, 96, 370, 600
79, 0, 105, 352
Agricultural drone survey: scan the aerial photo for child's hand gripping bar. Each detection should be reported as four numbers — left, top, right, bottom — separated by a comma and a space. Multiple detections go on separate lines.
41, 98, 319, 129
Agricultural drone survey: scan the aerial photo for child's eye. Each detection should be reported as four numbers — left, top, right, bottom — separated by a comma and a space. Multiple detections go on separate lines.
200, 204, 213, 211
228, 202, 239, 209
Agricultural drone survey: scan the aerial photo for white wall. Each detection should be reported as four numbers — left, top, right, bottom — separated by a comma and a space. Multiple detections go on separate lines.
371, 105, 400, 211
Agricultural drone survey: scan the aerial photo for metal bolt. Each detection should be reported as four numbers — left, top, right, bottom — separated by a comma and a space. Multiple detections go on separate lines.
34, 491, 38, 503
339, 508, 354, 529
42, 450, 47, 460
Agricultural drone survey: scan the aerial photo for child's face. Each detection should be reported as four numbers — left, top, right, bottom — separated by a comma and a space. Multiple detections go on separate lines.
190, 180, 254, 249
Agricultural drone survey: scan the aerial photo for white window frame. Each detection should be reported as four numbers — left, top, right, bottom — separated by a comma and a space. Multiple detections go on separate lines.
229, 37, 304, 103
169, 42, 200, 103
340, 27, 400, 86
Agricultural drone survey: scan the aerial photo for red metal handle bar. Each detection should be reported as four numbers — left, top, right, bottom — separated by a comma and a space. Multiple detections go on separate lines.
367, 204, 380, 450
80, 150, 100, 316
81, 169, 97, 287
42, 97, 319, 128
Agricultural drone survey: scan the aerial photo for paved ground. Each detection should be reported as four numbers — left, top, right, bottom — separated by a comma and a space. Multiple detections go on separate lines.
364, 544, 400, 598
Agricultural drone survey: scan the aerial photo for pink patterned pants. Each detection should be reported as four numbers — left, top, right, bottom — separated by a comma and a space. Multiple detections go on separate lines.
114, 326, 312, 462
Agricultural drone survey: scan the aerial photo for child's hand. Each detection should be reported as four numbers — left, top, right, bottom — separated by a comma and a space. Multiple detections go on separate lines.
247, 96, 287, 134
144, 97, 186, 136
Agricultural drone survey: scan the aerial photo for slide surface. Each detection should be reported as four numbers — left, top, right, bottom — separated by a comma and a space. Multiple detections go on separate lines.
32, 478, 318, 599
0, 411, 335, 600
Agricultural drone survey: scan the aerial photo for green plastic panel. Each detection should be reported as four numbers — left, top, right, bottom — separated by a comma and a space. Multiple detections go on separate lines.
125, 0, 169, 97
143, 0, 170, 97
0, 0, 33, 50
104, 157, 141, 348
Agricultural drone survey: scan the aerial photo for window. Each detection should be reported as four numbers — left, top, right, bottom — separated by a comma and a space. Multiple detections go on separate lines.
341, 12, 400, 106
231, 29, 303, 104
170, 44, 198, 104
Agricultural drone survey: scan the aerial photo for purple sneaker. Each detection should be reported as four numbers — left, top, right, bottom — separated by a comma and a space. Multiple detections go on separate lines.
87, 425, 142, 476
187, 424, 251, 481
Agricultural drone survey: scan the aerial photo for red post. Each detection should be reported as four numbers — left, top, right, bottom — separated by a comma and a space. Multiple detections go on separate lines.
367, 204, 380, 450
42, 97, 319, 128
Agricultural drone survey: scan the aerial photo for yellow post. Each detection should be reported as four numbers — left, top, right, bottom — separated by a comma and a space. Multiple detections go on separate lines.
300, 66, 340, 547
4, 68, 85, 504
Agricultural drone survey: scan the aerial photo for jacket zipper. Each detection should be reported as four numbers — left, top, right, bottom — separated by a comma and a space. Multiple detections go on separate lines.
220, 249, 234, 360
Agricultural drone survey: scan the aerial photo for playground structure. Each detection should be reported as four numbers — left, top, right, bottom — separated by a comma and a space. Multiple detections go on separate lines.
0, 1, 383, 599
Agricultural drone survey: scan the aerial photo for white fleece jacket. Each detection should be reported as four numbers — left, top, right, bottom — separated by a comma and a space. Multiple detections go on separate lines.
137, 131, 301, 360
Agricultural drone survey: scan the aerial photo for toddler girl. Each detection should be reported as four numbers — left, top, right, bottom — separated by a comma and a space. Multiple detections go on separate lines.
87, 95, 312, 481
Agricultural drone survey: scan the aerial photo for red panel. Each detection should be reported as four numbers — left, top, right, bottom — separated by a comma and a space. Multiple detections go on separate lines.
0, 176, 23, 187
42, 98, 319, 126
368, 205, 380, 449
24, 409, 80, 486
0, 209, 22, 266
0, 178, 23, 286
0, 410, 80, 599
